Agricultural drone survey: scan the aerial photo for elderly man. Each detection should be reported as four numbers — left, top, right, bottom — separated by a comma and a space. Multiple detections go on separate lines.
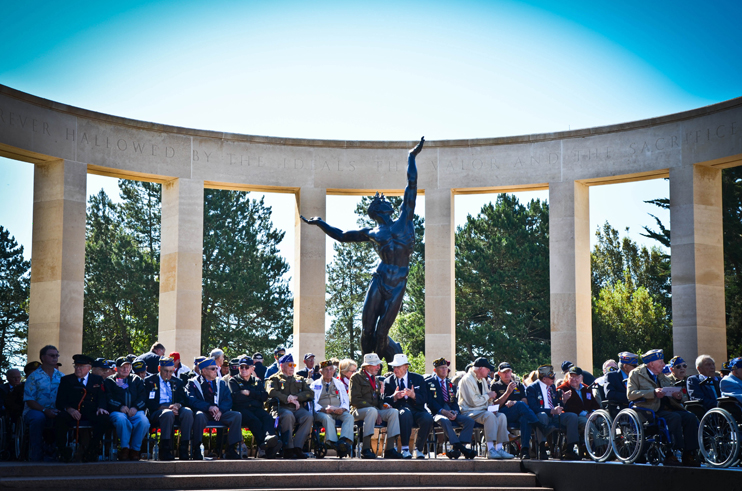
2, 368, 22, 397
593, 359, 617, 402
667, 356, 688, 384
267, 353, 314, 459
687, 354, 721, 412
297, 353, 322, 381
137, 342, 166, 376
54, 354, 110, 462
105, 357, 150, 461
252, 353, 267, 382
132, 360, 148, 379
425, 357, 477, 459
382, 353, 433, 459
187, 357, 243, 459
264, 347, 286, 381
525, 364, 580, 461
459, 357, 514, 459
605, 352, 638, 408
143, 357, 194, 460
560, 361, 595, 385
169, 352, 192, 383
23, 345, 63, 461
720, 357, 742, 403
491, 362, 550, 460
90, 359, 107, 378
350, 353, 403, 459
311, 360, 354, 457
228, 356, 281, 458
627, 349, 700, 467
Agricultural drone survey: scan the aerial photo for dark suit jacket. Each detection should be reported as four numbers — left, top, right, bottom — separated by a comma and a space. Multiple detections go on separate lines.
525, 381, 563, 415
142, 373, 188, 414
228, 374, 269, 410
55, 373, 106, 416
296, 366, 321, 381
556, 381, 600, 415
687, 374, 720, 411
383, 371, 428, 412
605, 371, 630, 406
424, 375, 461, 415
104, 374, 146, 412
186, 376, 233, 412
137, 351, 161, 375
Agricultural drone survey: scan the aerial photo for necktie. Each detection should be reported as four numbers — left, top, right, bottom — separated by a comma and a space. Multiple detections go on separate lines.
547, 387, 554, 409
399, 378, 405, 390
441, 379, 449, 402
79, 378, 83, 384
205, 380, 215, 403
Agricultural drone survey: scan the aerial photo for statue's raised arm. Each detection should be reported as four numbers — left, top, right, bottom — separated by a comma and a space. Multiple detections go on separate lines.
401, 136, 424, 222
300, 215, 370, 243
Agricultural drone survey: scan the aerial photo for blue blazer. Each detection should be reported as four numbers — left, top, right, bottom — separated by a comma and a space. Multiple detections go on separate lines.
424, 375, 461, 415
687, 374, 720, 411
525, 381, 561, 415
604, 371, 630, 406
720, 374, 742, 404
186, 376, 233, 413
383, 371, 428, 412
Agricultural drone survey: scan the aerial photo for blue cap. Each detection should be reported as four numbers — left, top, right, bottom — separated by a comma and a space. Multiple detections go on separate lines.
642, 349, 664, 364
729, 357, 742, 369
198, 358, 217, 369
278, 353, 294, 364
92, 358, 106, 368
132, 360, 146, 373
619, 352, 639, 365
239, 356, 254, 366
159, 357, 175, 368
561, 361, 574, 372
105, 360, 116, 369
662, 364, 671, 374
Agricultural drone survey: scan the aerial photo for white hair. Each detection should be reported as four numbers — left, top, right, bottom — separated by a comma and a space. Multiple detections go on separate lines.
210, 348, 224, 360
695, 354, 715, 369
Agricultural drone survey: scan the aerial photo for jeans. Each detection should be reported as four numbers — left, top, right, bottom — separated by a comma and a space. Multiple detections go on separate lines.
110, 410, 150, 451
24, 409, 54, 461
499, 401, 539, 449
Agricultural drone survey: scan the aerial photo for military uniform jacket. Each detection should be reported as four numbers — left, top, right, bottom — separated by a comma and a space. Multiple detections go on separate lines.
104, 374, 146, 412
228, 374, 269, 410
143, 374, 188, 414
627, 365, 684, 412
425, 375, 461, 415
267, 373, 314, 410
56, 373, 106, 415
349, 370, 385, 410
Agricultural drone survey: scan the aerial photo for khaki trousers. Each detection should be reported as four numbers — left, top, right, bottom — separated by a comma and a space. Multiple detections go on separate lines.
351, 406, 400, 438
463, 409, 509, 443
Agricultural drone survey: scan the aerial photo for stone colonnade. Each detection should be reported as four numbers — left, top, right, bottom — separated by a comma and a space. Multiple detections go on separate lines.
1, 86, 740, 372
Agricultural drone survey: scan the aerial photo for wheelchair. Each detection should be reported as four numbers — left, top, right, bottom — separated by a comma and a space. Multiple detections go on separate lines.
610, 404, 673, 465
584, 401, 624, 462
698, 396, 742, 468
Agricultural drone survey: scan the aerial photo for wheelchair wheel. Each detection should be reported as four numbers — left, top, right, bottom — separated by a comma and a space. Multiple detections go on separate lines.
15, 420, 28, 461
645, 441, 666, 466
699, 408, 740, 468
611, 409, 644, 464
585, 409, 613, 462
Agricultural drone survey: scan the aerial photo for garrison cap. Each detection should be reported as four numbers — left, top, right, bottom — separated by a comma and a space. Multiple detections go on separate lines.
618, 352, 639, 365
642, 349, 664, 364
159, 357, 175, 368
279, 353, 294, 364
198, 358, 217, 370
433, 357, 451, 368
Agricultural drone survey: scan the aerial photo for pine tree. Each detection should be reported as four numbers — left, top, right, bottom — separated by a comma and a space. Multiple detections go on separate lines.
0, 226, 30, 371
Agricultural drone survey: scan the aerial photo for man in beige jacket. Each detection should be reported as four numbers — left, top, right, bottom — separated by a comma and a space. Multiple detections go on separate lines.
458, 358, 514, 459
627, 349, 700, 467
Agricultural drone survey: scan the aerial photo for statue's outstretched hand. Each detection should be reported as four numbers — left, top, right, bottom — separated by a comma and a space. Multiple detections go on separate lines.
300, 215, 322, 225
410, 136, 425, 156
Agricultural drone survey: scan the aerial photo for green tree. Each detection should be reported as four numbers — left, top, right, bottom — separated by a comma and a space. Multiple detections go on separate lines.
201, 189, 293, 357
0, 226, 30, 371
455, 194, 550, 374
83, 184, 160, 358
591, 223, 672, 364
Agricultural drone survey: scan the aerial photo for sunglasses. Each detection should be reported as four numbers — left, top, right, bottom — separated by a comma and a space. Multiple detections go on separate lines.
675, 364, 688, 369
47, 353, 60, 358
287, 363, 297, 368
204, 367, 219, 371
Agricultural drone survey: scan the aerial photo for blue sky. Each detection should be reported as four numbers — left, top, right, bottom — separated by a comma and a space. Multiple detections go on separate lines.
1, 0, 740, 285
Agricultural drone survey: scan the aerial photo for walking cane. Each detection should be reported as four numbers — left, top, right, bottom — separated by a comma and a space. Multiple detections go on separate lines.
71, 388, 87, 461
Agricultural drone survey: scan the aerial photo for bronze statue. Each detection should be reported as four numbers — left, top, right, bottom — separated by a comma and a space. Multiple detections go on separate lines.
301, 137, 424, 363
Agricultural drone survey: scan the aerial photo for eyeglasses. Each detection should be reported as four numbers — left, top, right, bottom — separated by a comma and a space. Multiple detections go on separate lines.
47, 353, 60, 358
675, 364, 688, 369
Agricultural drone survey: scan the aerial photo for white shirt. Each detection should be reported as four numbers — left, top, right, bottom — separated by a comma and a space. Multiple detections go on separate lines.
396, 373, 410, 398
78, 373, 89, 386
538, 380, 552, 409
159, 375, 172, 404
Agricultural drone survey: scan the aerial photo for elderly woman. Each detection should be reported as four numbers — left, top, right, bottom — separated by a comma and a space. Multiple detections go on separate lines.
337, 359, 357, 393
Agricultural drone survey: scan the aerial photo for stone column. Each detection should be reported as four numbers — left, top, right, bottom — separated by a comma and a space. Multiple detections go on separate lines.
670, 165, 726, 367
294, 188, 326, 361
28, 159, 87, 371
425, 188, 456, 373
159, 178, 204, 367
549, 180, 592, 371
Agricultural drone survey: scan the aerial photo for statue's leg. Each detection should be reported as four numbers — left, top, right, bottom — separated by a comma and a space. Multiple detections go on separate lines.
375, 281, 407, 364
361, 277, 385, 355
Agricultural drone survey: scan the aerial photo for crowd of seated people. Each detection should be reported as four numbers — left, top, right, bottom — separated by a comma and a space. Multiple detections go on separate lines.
4, 340, 742, 466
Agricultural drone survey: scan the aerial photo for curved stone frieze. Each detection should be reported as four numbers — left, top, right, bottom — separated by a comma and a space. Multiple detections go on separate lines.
1, 85, 741, 192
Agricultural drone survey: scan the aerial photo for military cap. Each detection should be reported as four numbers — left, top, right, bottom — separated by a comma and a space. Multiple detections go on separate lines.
24, 361, 41, 376
618, 352, 639, 365
278, 353, 294, 364
229, 357, 242, 369
729, 357, 742, 370
115, 356, 132, 367
239, 356, 254, 366
538, 365, 556, 378
433, 357, 451, 368
320, 360, 333, 369
662, 364, 672, 374
92, 358, 106, 368
159, 357, 175, 368
304, 353, 315, 360
125, 354, 137, 363
72, 354, 94, 365
194, 355, 207, 365
132, 360, 147, 373
642, 349, 664, 364
105, 360, 116, 369
561, 361, 574, 372
198, 358, 217, 369
669, 356, 686, 368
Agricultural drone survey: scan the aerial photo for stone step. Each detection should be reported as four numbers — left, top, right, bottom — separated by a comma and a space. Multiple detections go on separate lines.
149, 488, 551, 491
0, 458, 523, 478
0, 471, 538, 490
